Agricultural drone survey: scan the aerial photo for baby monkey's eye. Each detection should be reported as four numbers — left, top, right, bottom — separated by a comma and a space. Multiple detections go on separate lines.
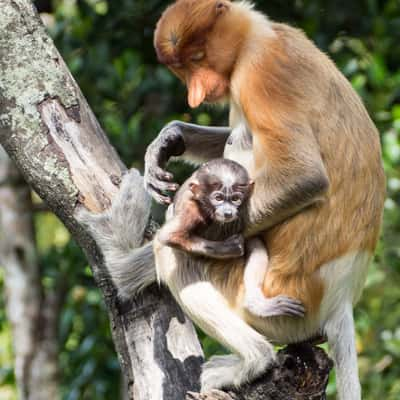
190, 51, 205, 61
213, 192, 225, 202
231, 194, 242, 205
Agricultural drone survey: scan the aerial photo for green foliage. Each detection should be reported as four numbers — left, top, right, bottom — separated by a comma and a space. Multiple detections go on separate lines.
0, 271, 16, 400
36, 216, 122, 399
0, 0, 399, 398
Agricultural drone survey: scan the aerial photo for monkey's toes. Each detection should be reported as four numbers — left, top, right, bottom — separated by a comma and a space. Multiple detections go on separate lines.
186, 390, 232, 400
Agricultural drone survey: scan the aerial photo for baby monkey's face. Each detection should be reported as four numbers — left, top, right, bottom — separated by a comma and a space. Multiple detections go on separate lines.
209, 187, 246, 224
190, 159, 254, 224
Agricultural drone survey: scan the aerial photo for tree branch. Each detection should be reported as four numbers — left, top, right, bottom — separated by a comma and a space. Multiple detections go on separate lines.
0, 1, 202, 398
187, 344, 332, 400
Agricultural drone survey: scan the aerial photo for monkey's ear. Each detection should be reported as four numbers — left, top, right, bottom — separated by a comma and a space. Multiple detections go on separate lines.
248, 180, 255, 193
216, 1, 230, 15
189, 180, 200, 196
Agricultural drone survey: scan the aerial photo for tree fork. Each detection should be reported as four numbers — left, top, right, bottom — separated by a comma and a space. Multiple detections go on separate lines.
0, 1, 332, 399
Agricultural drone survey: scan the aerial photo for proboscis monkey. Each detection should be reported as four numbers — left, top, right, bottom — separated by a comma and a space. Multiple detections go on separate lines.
104, 1, 385, 398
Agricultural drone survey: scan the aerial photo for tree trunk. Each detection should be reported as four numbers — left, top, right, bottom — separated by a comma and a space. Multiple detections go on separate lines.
0, 146, 61, 400
0, 1, 332, 399
0, 1, 203, 398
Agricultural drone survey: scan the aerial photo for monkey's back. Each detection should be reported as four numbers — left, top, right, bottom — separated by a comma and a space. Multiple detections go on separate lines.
224, 21, 385, 319
257, 24, 386, 315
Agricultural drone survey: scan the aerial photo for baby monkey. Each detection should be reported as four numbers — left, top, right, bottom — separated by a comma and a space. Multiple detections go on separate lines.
158, 159, 305, 318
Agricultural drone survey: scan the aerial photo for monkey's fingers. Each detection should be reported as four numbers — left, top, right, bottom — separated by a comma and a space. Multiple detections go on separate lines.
249, 296, 306, 318
153, 166, 174, 182
145, 165, 178, 189
148, 176, 179, 193
186, 390, 232, 400
272, 296, 306, 318
278, 306, 306, 318
144, 166, 179, 204
146, 183, 173, 205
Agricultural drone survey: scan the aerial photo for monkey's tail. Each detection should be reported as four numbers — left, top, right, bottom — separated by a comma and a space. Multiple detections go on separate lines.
106, 242, 157, 298
76, 169, 157, 299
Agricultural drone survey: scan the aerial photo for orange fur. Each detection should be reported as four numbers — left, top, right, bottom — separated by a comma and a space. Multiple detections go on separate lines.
155, 0, 250, 105
154, 0, 229, 65
229, 23, 384, 313
154, 0, 385, 317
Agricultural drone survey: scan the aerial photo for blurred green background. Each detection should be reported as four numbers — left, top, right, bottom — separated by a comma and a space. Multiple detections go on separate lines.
0, 0, 399, 399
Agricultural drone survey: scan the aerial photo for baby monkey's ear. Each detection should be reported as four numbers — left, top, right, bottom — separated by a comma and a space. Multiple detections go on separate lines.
189, 180, 201, 197
248, 180, 255, 193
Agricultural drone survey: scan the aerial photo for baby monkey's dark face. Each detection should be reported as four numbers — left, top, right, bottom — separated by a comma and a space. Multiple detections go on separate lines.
209, 186, 247, 223
190, 159, 254, 225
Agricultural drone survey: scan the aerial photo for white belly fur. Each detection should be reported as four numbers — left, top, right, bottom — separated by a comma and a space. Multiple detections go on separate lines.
224, 143, 254, 174
243, 251, 371, 344
224, 105, 254, 174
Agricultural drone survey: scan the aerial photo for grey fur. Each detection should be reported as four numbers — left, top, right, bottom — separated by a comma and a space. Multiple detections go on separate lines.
144, 121, 230, 204
76, 169, 156, 298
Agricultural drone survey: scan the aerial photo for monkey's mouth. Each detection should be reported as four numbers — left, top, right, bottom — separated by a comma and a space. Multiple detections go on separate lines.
205, 81, 230, 104
214, 214, 237, 224
205, 92, 229, 105
205, 89, 227, 103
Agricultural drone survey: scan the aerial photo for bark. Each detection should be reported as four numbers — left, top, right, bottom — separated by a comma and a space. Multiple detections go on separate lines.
0, 1, 332, 399
186, 345, 333, 400
0, 1, 203, 398
0, 146, 61, 400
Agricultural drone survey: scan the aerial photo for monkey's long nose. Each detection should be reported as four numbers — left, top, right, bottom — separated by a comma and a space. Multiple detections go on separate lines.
187, 75, 206, 108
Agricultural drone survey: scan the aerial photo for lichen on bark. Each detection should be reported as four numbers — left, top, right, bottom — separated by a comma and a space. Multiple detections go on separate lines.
0, 0, 123, 218
0, 0, 81, 211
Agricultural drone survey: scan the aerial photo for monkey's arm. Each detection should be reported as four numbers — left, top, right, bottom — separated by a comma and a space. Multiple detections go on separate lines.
158, 202, 244, 259
144, 121, 230, 204
245, 125, 329, 237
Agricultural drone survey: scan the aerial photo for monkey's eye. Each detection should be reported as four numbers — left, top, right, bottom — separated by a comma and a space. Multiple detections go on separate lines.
231, 194, 242, 205
213, 192, 225, 203
190, 51, 205, 62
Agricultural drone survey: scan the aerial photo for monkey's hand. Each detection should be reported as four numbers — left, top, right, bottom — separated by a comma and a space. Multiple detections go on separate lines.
201, 234, 245, 259
144, 121, 185, 204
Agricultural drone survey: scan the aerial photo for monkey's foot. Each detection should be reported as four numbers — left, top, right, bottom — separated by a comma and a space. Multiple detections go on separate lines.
201, 353, 274, 391
201, 355, 241, 391
244, 291, 305, 318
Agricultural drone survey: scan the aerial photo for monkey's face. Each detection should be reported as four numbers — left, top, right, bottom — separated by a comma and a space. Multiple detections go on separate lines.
183, 65, 230, 108
161, 40, 232, 108
191, 159, 254, 224
154, 0, 241, 108
209, 189, 245, 224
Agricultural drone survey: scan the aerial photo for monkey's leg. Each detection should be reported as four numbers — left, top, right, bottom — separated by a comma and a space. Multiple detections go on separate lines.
243, 238, 305, 318
325, 304, 361, 400
178, 281, 275, 391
